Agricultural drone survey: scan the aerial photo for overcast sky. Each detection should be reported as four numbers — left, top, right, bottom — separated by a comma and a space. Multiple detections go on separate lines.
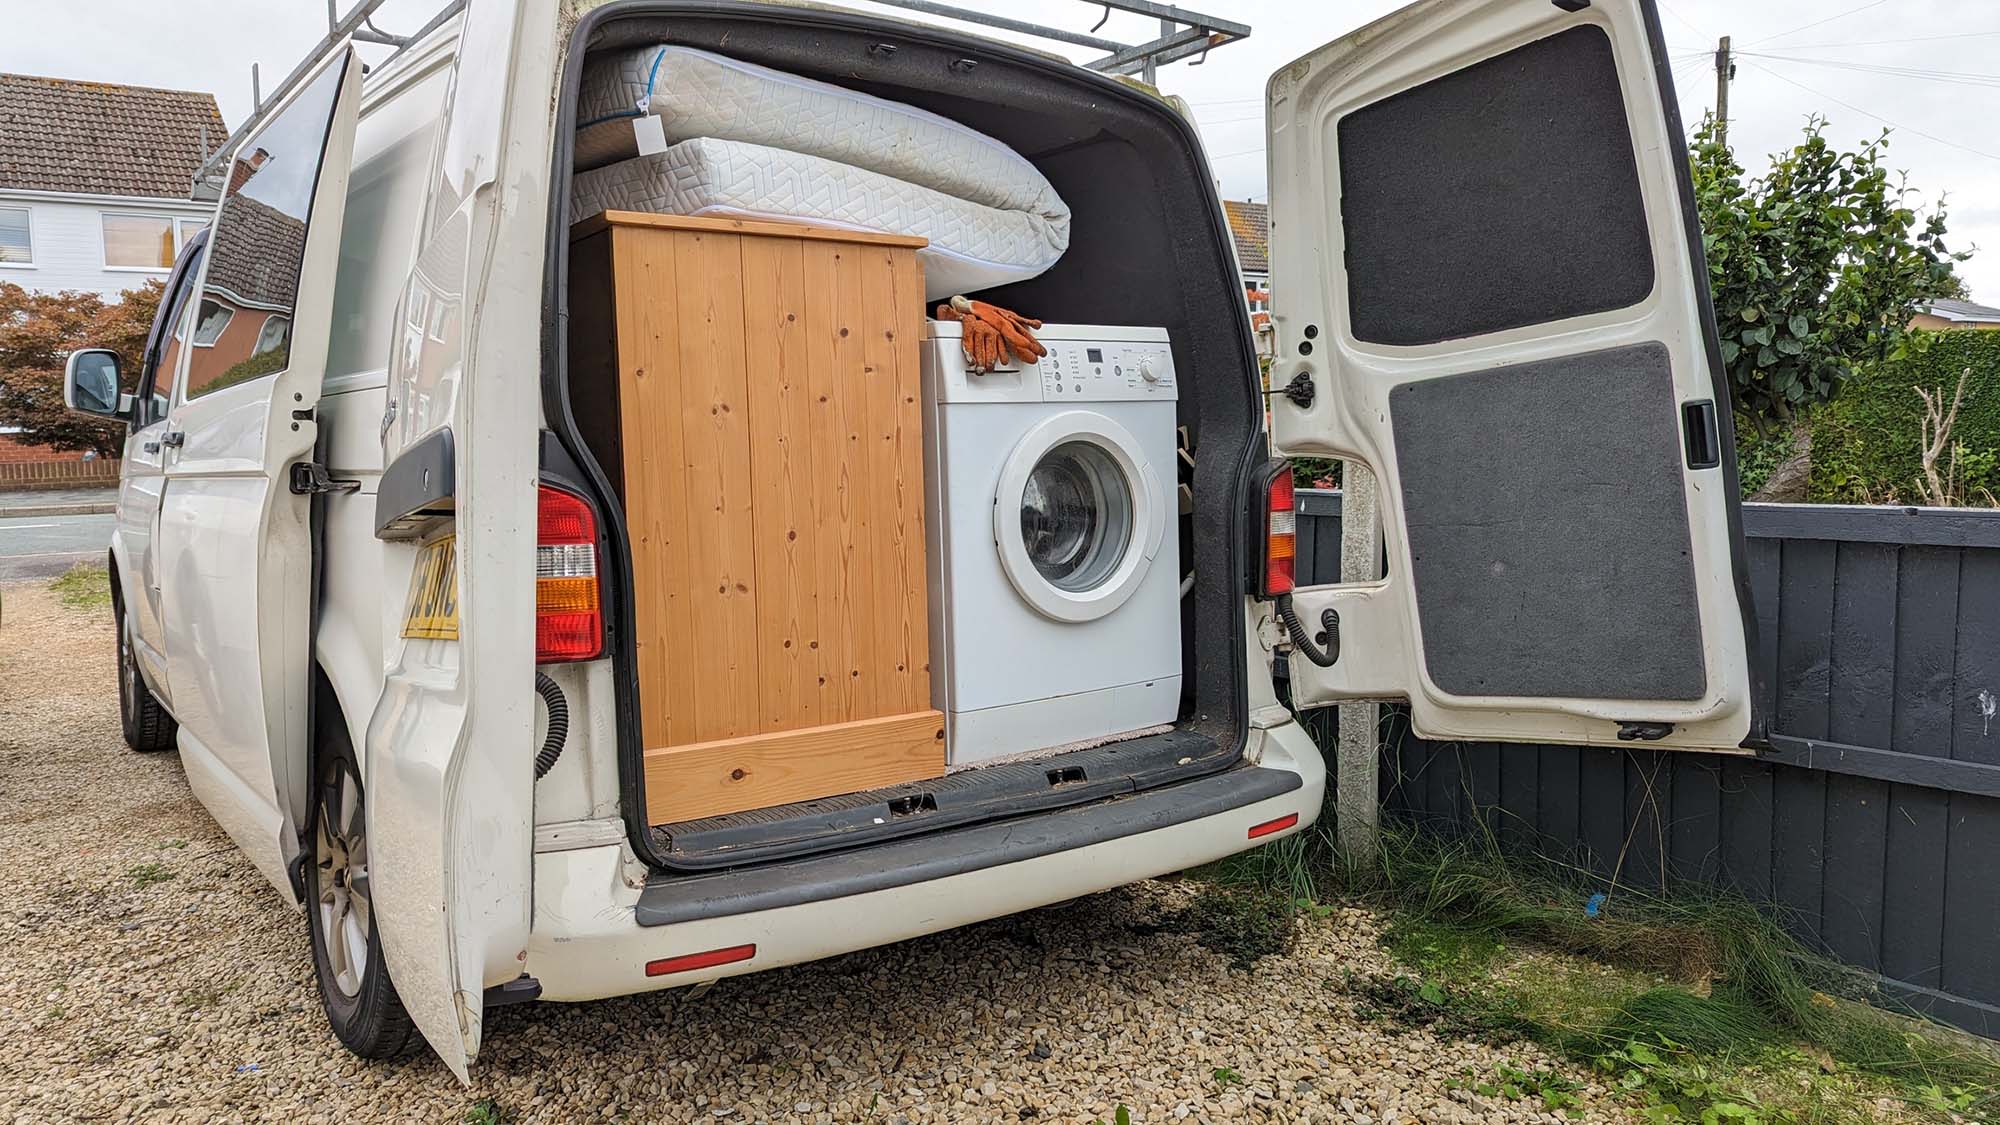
6, 0, 1994, 299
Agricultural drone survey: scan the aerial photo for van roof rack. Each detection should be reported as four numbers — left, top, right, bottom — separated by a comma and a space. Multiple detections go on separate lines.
869, 0, 1249, 84
190, 0, 465, 198
188, 0, 1245, 197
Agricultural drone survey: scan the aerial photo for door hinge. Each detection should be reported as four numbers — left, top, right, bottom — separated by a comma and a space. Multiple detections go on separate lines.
1616, 721, 1673, 742
290, 461, 361, 496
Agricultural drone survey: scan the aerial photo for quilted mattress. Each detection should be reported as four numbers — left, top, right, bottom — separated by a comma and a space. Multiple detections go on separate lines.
573, 138, 1068, 301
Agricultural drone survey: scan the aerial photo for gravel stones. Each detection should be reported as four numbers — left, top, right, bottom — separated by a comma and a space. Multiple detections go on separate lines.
0, 581, 1634, 1123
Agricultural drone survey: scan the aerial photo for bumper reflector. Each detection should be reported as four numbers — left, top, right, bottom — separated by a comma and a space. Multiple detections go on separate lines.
1247, 812, 1299, 839
645, 943, 757, 977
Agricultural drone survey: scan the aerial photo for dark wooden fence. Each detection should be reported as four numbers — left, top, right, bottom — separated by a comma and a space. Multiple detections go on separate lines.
1292, 490, 2000, 1039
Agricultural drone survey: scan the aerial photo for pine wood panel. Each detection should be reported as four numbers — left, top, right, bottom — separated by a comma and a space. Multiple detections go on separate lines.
643, 710, 946, 825
575, 211, 939, 824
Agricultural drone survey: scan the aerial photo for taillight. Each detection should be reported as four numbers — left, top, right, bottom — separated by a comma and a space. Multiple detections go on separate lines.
537, 484, 602, 663
1261, 466, 1296, 597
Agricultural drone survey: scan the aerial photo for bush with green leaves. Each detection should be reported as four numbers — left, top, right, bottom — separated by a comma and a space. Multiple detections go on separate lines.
1810, 329, 2000, 504
1690, 116, 1964, 442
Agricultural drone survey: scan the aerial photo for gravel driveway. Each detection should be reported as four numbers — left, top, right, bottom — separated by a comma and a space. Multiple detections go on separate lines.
0, 579, 1635, 1123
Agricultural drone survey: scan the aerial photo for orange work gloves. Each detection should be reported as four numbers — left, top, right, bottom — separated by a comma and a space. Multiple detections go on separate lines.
934, 295, 1047, 372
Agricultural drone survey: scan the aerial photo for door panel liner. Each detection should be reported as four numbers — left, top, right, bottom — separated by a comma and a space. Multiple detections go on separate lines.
637, 759, 1301, 927
650, 728, 1228, 871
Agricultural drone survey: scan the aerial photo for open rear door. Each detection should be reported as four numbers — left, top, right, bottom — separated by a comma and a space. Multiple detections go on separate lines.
157, 47, 362, 898
1266, 0, 1759, 750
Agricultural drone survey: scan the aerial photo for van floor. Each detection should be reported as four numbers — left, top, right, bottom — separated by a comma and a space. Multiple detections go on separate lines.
650, 726, 1230, 871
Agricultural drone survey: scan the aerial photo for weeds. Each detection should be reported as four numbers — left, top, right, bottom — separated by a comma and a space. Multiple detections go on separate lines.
464, 1099, 505, 1125
126, 863, 172, 887
1237, 818, 2000, 1122
49, 563, 111, 610
1210, 1066, 1244, 1088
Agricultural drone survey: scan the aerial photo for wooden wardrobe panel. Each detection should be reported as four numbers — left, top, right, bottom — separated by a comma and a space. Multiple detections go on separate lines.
572, 211, 942, 825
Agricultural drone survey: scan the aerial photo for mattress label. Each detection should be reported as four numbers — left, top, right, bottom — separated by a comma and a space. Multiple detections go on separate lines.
632, 114, 669, 157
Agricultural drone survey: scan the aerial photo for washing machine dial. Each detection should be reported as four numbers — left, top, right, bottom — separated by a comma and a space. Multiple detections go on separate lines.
1138, 355, 1160, 383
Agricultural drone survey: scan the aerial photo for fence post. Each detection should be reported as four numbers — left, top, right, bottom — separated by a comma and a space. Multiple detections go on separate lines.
1336, 463, 1381, 865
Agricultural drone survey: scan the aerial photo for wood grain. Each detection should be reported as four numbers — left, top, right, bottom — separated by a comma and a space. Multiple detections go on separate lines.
574, 211, 938, 822
643, 710, 946, 825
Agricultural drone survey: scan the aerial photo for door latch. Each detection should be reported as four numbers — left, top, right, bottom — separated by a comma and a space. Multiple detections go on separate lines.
290, 461, 361, 496
160, 430, 185, 448
1261, 371, 1316, 409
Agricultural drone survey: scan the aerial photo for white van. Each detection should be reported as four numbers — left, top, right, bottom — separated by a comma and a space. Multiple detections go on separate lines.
62, 0, 1759, 1077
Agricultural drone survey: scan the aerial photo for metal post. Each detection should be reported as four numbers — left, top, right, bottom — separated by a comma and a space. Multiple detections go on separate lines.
1335, 463, 1381, 864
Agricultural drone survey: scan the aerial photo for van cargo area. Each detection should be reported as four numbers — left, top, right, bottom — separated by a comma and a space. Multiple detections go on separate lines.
546, 3, 1264, 874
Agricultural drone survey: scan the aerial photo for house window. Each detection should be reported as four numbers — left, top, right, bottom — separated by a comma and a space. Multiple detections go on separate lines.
102, 213, 177, 269
177, 218, 207, 249
183, 298, 234, 346
0, 207, 30, 264
252, 314, 290, 356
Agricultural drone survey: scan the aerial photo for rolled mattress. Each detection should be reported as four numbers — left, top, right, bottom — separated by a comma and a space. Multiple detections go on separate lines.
573, 138, 1068, 301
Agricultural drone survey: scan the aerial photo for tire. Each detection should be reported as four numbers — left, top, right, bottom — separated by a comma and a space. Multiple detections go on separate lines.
307, 714, 421, 1060
116, 606, 177, 752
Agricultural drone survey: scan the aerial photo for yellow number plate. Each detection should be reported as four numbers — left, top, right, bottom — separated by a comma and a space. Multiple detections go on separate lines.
401, 534, 459, 640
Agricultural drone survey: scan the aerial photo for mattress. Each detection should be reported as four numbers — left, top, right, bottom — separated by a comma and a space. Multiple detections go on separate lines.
573, 138, 1069, 301
577, 46, 1066, 218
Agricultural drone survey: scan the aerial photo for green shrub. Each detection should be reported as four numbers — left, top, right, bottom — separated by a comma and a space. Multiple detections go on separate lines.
1809, 329, 2000, 504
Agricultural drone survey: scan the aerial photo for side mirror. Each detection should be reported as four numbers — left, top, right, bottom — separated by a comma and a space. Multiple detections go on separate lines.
64, 349, 124, 418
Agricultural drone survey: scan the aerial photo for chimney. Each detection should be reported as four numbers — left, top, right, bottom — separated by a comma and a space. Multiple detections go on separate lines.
226, 147, 271, 194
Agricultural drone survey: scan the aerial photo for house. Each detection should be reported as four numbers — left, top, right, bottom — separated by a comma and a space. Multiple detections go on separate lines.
1222, 198, 1273, 356
1911, 297, 2000, 331
0, 73, 224, 299
177, 149, 304, 399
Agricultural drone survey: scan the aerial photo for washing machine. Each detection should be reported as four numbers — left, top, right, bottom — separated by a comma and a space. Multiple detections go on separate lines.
923, 321, 1183, 766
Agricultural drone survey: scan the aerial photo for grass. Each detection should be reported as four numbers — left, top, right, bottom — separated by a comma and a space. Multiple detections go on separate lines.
48, 563, 111, 610
1211, 780, 2000, 1124
126, 862, 173, 888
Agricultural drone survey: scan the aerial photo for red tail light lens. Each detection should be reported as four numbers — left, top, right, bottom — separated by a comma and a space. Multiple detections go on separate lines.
536, 485, 602, 663
1262, 468, 1296, 597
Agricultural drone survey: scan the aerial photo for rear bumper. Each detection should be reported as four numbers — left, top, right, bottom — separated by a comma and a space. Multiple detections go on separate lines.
524, 720, 1325, 1002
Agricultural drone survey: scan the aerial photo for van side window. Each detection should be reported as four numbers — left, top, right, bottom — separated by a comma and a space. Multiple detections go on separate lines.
180, 60, 344, 401
146, 245, 205, 424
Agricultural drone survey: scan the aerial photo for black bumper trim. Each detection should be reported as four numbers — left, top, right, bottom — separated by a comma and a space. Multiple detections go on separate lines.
636, 762, 1302, 927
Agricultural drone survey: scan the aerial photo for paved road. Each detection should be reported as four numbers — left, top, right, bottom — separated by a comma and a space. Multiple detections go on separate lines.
0, 511, 114, 582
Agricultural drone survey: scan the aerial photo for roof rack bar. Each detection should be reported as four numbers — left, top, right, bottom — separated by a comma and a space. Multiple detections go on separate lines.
866, 0, 1248, 82
190, 0, 461, 195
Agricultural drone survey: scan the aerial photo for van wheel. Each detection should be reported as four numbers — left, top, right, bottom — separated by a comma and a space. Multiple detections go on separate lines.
116, 609, 176, 752
307, 719, 419, 1059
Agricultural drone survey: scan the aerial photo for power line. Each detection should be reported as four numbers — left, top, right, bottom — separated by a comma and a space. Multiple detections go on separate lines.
1771, 29, 2000, 50
1739, 51, 2000, 90
1743, 0, 1894, 48
1659, 1, 1708, 40
1741, 60, 2000, 163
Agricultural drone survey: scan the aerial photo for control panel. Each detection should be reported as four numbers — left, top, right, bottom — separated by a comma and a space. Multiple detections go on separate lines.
926, 322, 1178, 404
1039, 338, 1177, 402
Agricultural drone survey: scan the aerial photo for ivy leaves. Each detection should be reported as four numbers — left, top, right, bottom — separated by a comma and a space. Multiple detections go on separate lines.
1691, 116, 1966, 439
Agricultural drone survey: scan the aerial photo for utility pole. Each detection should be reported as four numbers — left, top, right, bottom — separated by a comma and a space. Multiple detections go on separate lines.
1714, 35, 1734, 147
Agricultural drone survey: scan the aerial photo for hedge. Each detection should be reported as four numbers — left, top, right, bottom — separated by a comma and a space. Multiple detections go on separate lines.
1807, 329, 2000, 504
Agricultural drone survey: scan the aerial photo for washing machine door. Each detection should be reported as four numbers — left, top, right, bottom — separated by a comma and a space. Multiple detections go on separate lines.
994, 410, 1166, 624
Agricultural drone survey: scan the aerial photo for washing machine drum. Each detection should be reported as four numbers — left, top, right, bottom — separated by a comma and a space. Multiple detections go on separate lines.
994, 411, 1166, 623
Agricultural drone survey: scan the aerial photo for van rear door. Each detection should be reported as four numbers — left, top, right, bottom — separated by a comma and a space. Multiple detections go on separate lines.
365, 0, 557, 1080
1265, 0, 1759, 750
157, 47, 362, 897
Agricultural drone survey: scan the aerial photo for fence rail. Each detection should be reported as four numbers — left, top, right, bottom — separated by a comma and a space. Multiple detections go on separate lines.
1292, 490, 2000, 1039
